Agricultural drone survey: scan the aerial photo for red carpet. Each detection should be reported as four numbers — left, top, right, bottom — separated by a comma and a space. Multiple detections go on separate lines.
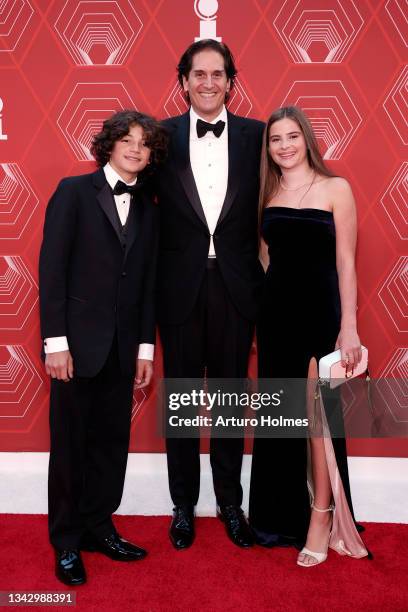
1, 516, 407, 612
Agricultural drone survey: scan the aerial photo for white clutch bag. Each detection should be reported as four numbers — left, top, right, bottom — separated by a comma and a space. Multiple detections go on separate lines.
318, 346, 369, 389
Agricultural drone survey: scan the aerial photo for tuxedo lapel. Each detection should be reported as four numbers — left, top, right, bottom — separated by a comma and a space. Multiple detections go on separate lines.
217, 112, 246, 226
94, 168, 143, 256
174, 113, 208, 228
94, 170, 122, 243
124, 192, 144, 262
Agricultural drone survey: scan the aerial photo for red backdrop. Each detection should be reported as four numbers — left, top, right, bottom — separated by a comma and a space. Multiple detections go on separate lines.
0, 0, 406, 457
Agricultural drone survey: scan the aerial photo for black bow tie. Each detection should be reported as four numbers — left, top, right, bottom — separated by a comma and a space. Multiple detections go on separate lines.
196, 119, 225, 138
112, 180, 139, 196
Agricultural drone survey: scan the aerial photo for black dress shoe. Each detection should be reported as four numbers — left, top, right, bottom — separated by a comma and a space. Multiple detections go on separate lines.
169, 506, 195, 550
218, 505, 254, 548
81, 533, 147, 561
55, 549, 86, 586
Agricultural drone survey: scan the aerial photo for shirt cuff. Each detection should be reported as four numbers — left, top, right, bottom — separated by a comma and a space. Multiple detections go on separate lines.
44, 336, 69, 354
138, 343, 154, 361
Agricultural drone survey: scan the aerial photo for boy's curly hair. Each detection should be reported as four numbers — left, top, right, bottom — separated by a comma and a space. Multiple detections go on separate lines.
91, 110, 168, 174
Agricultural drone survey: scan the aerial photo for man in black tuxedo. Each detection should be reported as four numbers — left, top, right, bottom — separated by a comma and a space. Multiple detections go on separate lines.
39, 110, 166, 585
156, 40, 264, 549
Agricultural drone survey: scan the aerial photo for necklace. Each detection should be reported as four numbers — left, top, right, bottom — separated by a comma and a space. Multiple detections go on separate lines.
280, 173, 315, 191
295, 172, 316, 208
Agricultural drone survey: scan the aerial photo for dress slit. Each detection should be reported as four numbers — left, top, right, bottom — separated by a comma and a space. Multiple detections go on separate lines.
310, 387, 369, 558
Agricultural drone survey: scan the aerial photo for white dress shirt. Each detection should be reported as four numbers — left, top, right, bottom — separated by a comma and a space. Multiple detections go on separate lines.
189, 106, 228, 257
44, 162, 154, 361
104, 161, 136, 225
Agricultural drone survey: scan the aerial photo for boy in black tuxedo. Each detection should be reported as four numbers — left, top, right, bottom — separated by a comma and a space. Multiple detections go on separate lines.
39, 110, 167, 585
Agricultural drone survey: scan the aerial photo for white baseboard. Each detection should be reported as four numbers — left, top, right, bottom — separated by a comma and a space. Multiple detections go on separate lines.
0, 453, 407, 523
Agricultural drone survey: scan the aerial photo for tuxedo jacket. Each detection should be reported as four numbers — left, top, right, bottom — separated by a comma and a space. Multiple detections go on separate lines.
156, 110, 265, 326
39, 168, 158, 378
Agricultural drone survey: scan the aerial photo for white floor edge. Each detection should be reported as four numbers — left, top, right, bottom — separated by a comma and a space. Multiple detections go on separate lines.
1, 453, 407, 523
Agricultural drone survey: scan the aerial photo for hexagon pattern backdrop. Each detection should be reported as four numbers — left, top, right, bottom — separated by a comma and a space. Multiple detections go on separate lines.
0, 0, 406, 456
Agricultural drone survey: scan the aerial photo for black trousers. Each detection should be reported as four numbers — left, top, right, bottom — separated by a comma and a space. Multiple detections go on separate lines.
48, 338, 134, 550
160, 261, 254, 508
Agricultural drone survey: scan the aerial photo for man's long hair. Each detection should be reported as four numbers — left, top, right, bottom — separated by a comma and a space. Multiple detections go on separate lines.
177, 39, 237, 103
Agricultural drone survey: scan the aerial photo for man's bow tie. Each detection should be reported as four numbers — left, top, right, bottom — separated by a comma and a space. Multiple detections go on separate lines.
113, 180, 139, 196
196, 119, 225, 139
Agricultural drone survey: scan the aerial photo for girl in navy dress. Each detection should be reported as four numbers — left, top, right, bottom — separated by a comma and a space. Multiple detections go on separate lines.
249, 106, 369, 567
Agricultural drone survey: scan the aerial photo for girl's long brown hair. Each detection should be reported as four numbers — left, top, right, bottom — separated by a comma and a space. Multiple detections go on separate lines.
258, 106, 335, 227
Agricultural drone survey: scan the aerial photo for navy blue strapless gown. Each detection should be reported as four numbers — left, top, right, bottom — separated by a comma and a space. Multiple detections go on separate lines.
249, 207, 356, 548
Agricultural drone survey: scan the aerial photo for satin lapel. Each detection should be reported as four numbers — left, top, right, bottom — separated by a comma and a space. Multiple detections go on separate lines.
124, 192, 144, 262
175, 113, 208, 228
217, 113, 245, 226
95, 177, 122, 243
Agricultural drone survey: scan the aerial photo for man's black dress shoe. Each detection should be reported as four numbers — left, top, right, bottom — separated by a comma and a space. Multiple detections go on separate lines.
81, 533, 147, 561
55, 549, 86, 586
169, 506, 195, 550
218, 505, 254, 548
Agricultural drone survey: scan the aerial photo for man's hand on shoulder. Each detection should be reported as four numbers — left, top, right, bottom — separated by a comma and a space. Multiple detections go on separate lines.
45, 350, 74, 382
135, 359, 153, 389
